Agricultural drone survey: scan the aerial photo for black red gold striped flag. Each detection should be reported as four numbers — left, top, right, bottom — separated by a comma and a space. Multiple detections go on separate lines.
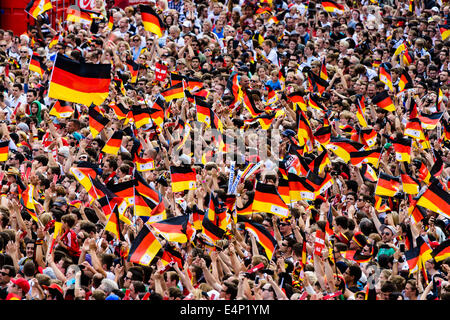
404, 118, 425, 140
416, 180, 450, 218
244, 220, 277, 261
400, 171, 420, 195
253, 181, 289, 218
431, 239, 450, 262
418, 112, 443, 130
0, 141, 9, 162
126, 59, 139, 83
379, 63, 394, 92
350, 148, 382, 168
375, 172, 401, 197
151, 215, 192, 243
140, 5, 165, 38
88, 104, 109, 138
321, 0, 345, 14
161, 83, 184, 102
313, 124, 331, 146
128, 225, 162, 266
102, 130, 123, 154
398, 68, 413, 92
49, 100, 73, 118
131, 105, 152, 128
66, 6, 93, 25
287, 172, 316, 201
287, 91, 307, 111
393, 137, 412, 163
105, 207, 125, 241
49, 54, 111, 106
439, 24, 450, 41
26, 0, 52, 19
28, 52, 45, 78
243, 89, 263, 117
372, 90, 395, 112
170, 166, 197, 193
360, 128, 378, 148
326, 136, 364, 163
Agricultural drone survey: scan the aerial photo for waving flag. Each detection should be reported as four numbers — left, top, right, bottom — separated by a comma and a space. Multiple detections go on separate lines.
66, 6, 93, 25
28, 52, 45, 78
0, 141, 9, 162
48, 54, 111, 106
253, 181, 289, 218
140, 5, 165, 38
400, 171, 420, 195
439, 24, 450, 41
49, 100, 73, 118
416, 180, 450, 218
88, 104, 109, 138
321, 0, 345, 14
375, 172, 401, 197
128, 225, 161, 266
151, 215, 193, 243
244, 220, 277, 261
102, 130, 123, 155
25, 0, 52, 19
170, 166, 197, 193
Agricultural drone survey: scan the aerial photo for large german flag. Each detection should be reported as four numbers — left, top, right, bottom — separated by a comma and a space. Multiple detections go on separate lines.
0, 140, 10, 162
375, 172, 401, 197
350, 148, 382, 168
88, 105, 109, 138
49, 100, 73, 118
151, 215, 190, 243
49, 54, 111, 106
161, 83, 184, 102
416, 180, 450, 218
128, 225, 162, 266
26, 0, 53, 19
431, 239, 450, 262
244, 220, 277, 261
372, 90, 395, 112
102, 130, 123, 154
140, 5, 165, 38
28, 52, 45, 78
307, 72, 328, 95
393, 137, 412, 163
401, 171, 420, 195
321, 0, 345, 14
418, 112, 443, 130
170, 166, 197, 193
253, 181, 289, 218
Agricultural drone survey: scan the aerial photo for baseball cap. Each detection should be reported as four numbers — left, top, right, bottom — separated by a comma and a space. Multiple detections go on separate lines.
11, 277, 30, 293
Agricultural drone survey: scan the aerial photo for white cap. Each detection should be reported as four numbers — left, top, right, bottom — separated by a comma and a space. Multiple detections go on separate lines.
182, 20, 191, 28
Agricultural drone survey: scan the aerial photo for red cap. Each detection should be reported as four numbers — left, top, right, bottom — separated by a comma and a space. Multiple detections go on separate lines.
11, 277, 30, 293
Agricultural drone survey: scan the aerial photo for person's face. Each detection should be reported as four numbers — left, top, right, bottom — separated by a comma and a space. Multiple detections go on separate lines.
26, 92, 35, 103
261, 285, 274, 300
0, 268, 11, 285
381, 229, 393, 242
404, 284, 415, 298
26, 243, 35, 258
7, 281, 21, 295
123, 272, 133, 288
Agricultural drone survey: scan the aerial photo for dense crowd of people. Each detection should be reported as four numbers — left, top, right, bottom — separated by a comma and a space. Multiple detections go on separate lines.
0, 0, 449, 301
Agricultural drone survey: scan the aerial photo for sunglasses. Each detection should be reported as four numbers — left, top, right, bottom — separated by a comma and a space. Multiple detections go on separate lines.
279, 223, 289, 226
0, 271, 9, 276
382, 232, 391, 236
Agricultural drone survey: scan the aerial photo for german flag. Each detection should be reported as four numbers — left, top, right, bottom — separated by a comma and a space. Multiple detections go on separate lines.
106, 14, 114, 31
417, 161, 431, 184
149, 104, 164, 130
308, 150, 331, 174
417, 236, 433, 264
375, 172, 401, 197
371, 90, 395, 112
140, 4, 165, 38
151, 215, 191, 243
398, 69, 413, 92
321, 0, 345, 14
243, 89, 263, 117
360, 128, 378, 148
105, 207, 125, 241
66, 6, 93, 25
418, 112, 443, 130
268, 10, 287, 24
20, 184, 39, 222
394, 42, 407, 56
431, 239, 450, 262
326, 136, 364, 163
186, 77, 203, 92
244, 220, 277, 261
375, 195, 390, 213
128, 225, 162, 266
253, 181, 289, 218
131, 105, 152, 128
102, 130, 123, 155
49, 54, 111, 106
439, 24, 450, 41
135, 171, 161, 206
161, 244, 184, 269
254, 112, 277, 130
135, 155, 155, 172
404, 118, 425, 140
379, 63, 394, 92
161, 83, 184, 102
278, 177, 290, 205
319, 57, 328, 82
409, 203, 427, 224
308, 93, 327, 111
401, 171, 420, 195
297, 109, 315, 152
49, 100, 73, 118
134, 191, 159, 219
313, 124, 331, 146
430, 153, 444, 179
25, 0, 53, 19
170, 72, 184, 86
287, 91, 307, 111
69, 167, 97, 199
170, 166, 197, 193
350, 148, 382, 168
88, 105, 109, 138
443, 118, 450, 141
402, 48, 414, 66
48, 33, 60, 49
0, 141, 9, 162
109, 102, 130, 121
307, 72, 328, 95
195, 97, 213, 125
393, 137, 412, 163
416, 180, 450, 218
306, 170, 334, 195
355, 95, 367, 127
28, 52, 45, 78
405, 245, 420, 273
126, 59, 139, 83
109, 180, 135, 204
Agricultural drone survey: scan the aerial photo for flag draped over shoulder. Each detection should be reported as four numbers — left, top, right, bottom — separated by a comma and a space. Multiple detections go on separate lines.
48, 54, 111, 106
